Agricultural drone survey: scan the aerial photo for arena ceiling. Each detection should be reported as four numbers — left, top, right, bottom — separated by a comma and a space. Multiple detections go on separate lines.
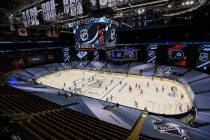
0, 0, 41, 24
0, 0, 209, 30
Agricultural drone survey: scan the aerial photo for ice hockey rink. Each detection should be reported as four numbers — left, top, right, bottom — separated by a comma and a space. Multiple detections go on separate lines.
36, 69, 193, 115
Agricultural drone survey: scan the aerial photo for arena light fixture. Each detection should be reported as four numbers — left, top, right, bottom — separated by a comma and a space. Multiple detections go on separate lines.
182, 0, 195, 6
136, 8, 145, 15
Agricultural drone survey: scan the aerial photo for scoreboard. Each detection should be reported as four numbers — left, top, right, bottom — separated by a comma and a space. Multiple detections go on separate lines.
74, 17, 119, 50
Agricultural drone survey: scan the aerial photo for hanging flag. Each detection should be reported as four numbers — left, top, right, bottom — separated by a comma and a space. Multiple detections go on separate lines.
30, 8, 35, 25
46, 1, 51, 21
22, 12, 28, 27
76, 0, 83, 15
90, 0, 97, 11
41, 3, 47, 21
33, 7, 39, 25
70, 0, 77, 16
50, 0, 56, 21
99, 0, 108, 9
25, 10, 31, 26
17, 28, 28, 36
63, 0, 70, 14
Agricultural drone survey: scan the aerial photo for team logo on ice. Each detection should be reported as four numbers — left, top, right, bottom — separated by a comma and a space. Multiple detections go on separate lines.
152, 120, 190, 140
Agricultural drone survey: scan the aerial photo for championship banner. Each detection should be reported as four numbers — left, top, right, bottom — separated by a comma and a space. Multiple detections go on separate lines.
76, 0, 83, 15
46, 1, 51, 21
63, 0, 83, 15
22, 7, 39, 27
70, 0, 77, 16
50, 0, 56, 21
99, 0, 117, 8
63, 0, 70, 14
30, 8, 35, 25
90, 0, 98, 11
25, 10, 31, 26
99, 0, 108, 9
41, 0, 56, 22
41, 3, 47, 21
22, 12, 28, 27
107, 0, 116, 7
8, 15, 14, 31
34, 7, 39, 25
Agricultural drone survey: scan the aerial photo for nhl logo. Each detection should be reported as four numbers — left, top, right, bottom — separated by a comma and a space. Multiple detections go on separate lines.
111, 29, 116, 40
148, 50, 155, 57
80, 29, 89, 41
199, 52, 208, 62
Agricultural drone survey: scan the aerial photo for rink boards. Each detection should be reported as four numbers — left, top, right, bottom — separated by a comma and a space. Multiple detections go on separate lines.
36, 69, 193, 115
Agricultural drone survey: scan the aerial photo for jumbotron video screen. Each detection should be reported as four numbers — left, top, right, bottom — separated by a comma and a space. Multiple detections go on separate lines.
74, 18, 118, 49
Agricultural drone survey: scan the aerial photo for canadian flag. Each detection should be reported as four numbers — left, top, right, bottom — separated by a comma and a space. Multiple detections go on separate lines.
17, 28, 28, 36
47, 26, 59, 37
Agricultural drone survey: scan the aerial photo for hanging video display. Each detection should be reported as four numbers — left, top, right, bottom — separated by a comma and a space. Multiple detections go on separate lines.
74, 18, 118, 49
196, 45, 210, 73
